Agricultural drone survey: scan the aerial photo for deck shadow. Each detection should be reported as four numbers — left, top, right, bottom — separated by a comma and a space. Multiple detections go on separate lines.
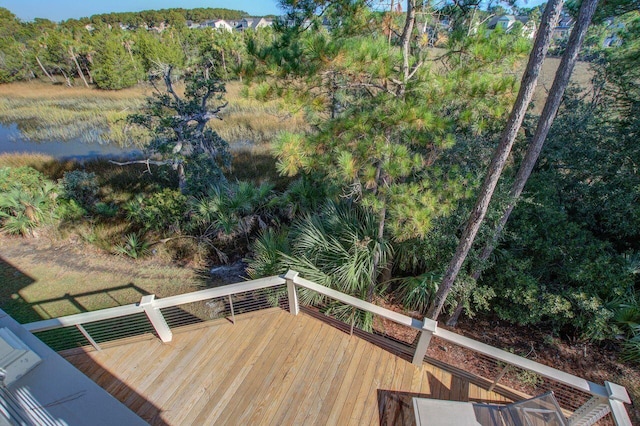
64, 346, 170, 425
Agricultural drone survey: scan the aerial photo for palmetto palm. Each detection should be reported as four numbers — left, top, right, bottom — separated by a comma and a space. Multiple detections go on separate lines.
248, 201, 391, 330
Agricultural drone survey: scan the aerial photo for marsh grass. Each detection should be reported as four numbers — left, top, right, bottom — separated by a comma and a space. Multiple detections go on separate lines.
0, 79, 304, 268
0, 82, 149, 146
0, 80, 307, 150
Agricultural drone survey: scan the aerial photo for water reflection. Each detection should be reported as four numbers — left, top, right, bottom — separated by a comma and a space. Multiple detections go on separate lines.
0, 123, 141, 160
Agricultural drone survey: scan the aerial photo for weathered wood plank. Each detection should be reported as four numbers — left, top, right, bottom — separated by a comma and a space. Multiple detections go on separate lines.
225, 314, 320, 424
168, 314, 273, 425
157, 316, 282, 424
297, 331, 355, 425
324, 337, 370, 424
264, 324, 328, 425
62, 309, 516, 425
345, 344, 384, 424
186, 312, 281, 425
314, 335, 365, 425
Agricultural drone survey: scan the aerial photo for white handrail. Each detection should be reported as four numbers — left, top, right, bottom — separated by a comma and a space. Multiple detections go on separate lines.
23, 275, 286, 333
292, 275, 436, 332
292, 274, 614, 400
21, 270, 631, 424
24, 303, 144, 332
151, 275, 286, 309
434, 328, 608, 398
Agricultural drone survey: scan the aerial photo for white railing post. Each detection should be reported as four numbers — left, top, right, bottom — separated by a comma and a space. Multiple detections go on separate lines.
139, 295, 172, 343
285, 270, 299, 316
567, 382, 631, 426
412, 317, 437, 366
606, 382, 632, 426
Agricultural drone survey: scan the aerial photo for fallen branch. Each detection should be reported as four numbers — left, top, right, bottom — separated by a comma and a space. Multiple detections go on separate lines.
109, 158, 177, 174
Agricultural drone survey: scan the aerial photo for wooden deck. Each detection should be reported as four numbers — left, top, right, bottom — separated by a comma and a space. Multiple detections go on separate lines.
63, 308, 512, 425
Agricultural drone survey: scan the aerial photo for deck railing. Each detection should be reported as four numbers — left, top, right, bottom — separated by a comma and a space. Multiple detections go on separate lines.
23, 271, 632, 426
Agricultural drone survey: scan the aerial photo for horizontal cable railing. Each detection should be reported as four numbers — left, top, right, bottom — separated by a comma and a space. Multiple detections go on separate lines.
21, 271, 631, 425
24, 275, 287, 352
288, 273, 631, 426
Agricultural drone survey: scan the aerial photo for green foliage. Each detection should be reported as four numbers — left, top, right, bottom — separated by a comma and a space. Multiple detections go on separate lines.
128, 67, 231, 194
134, 30, 185, 73
93, 202, 118, 218
396, 272, 441, 314
610, 291, 640, 362
114, 232, 151, 259
92, 31, 142, 89
280, 176, 335, 218
56, 198, 87, 221
0, 166, 50, 194
58, 170, 99, 208
190, 181, 276, 240
483, 175, 633, 339
0, 166, 58, 235
248, 201, 392, 301
246, 228, 291, 279
124, 188, 187, 232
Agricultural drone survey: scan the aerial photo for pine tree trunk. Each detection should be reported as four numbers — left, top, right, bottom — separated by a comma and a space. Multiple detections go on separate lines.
35, 55, 55, 82
445, 0, 598, 327
70, 47, 89, 88
177, 162, 187, 194
399, 0, 416, 95
426, 0, 564, 321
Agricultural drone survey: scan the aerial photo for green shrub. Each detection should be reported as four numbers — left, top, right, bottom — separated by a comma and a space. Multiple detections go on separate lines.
114, 233, 151, 259
0, 166, 51, 194
94, 202, 118, 218
0, 166, 59, 235
190, 181, 276, 240
124, 188, 188, 232
59, 170, 99, 208
56, 199, 87, 221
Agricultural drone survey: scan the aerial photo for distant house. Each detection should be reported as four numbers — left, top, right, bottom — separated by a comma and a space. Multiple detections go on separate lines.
186, 20, 201, 29
236, 17, 274, 31
601, 18, 625, 48
212, 19, 233, 32
487, 15, 536, 39
553, 13, 574, 40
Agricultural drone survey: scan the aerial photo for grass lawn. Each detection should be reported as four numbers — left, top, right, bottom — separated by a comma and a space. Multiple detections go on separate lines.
0, 232, 216, 324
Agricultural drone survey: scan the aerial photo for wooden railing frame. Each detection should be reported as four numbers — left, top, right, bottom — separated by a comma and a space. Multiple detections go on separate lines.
23, 271, 632, 425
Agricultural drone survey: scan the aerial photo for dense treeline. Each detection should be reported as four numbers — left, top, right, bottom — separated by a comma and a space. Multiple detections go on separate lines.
0, 7, 256, 87
1, 2, 639, 367
67, 8, 250, 28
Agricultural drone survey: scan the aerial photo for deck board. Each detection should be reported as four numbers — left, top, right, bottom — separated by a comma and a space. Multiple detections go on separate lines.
63, 308, 514, 425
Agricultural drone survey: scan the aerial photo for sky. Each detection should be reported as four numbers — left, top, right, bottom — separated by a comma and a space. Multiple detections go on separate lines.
1, 0, 283, 22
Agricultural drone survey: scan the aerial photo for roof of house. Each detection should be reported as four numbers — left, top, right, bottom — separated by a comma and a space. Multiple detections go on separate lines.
0, 310, 145, 425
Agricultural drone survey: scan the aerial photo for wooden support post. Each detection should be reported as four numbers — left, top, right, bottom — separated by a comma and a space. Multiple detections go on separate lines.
139, 295, 173, 343
285, 270, 299, 316
488, 364, 510, 393
228, 295, 235, 324
76, 324, 101, 352
350, 307, 356, 336
412, 317, 437, 366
